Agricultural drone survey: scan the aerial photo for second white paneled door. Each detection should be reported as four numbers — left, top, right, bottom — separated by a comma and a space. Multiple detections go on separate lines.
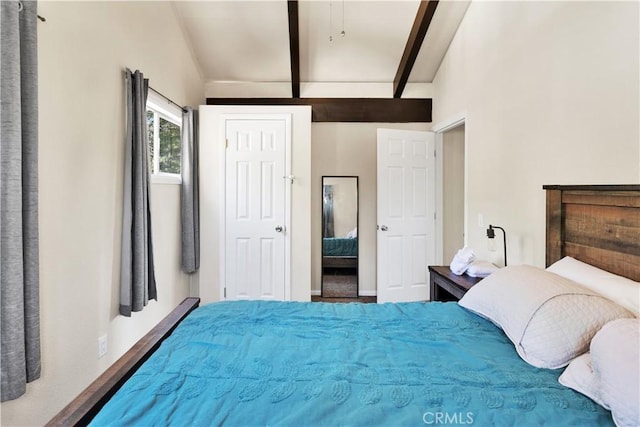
225, 117, 290, 300
377, 129, 436, 303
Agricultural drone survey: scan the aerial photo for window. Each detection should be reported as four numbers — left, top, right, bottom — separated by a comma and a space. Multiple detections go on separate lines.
146, 91, 182, 183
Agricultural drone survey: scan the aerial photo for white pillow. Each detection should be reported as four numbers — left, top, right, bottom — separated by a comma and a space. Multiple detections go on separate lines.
459, 265, 634, 369
547, 256, 639, 316
591, 319, 640, 427
466, 260, 499, 278
558, 353, 607, 408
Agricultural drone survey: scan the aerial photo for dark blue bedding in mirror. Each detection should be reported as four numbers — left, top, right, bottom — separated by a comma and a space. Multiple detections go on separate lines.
322, 237, 358, 257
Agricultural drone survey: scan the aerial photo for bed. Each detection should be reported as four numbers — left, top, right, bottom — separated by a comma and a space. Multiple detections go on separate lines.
48, 185, 640, 426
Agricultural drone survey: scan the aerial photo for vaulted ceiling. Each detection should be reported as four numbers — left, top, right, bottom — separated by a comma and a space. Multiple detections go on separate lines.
173, 0, 470, 99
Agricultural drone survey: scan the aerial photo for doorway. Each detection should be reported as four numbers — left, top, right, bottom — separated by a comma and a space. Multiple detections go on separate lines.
441, 124, 465, 264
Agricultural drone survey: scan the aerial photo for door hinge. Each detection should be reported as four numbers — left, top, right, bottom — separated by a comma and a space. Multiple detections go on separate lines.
225, 139, 229, 149
224, 287, 227, 298
434, 149, 437, 158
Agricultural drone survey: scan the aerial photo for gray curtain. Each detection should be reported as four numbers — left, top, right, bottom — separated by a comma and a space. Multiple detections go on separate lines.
120, 69, 156, 316
1, 0, 41, 401
181, 107, 199, 273
323, 185, 335, 238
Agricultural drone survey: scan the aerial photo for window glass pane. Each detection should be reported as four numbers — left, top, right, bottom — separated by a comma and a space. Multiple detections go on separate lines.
146, 110, 155, 173
159, 117, 181, 174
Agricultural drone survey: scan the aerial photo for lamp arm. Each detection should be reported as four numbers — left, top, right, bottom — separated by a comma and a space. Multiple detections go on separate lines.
491, 225, 507, 266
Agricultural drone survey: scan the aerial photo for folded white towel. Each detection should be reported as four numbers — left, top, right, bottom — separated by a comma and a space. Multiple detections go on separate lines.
466, 260, 499, 278
450, 247, 476, 275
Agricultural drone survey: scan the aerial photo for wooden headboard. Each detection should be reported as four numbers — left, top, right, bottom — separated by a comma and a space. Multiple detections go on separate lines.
544, 185, 640, 281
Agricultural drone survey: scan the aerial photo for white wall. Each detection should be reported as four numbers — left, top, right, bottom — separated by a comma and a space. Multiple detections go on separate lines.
0, 2, 204, 425
198, 105, 312, 304
433, 1, 640, 268
311, 123, 431, 296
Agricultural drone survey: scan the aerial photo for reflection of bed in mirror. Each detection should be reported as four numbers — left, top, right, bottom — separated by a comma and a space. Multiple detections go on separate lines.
322, 237, 357, 268
322, 176, 358, 297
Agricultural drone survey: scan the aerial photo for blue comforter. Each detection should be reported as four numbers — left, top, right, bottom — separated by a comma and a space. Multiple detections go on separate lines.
90, 301, 612, 426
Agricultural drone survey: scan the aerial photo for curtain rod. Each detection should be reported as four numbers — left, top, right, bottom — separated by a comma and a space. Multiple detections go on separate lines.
149, 86, 187, 113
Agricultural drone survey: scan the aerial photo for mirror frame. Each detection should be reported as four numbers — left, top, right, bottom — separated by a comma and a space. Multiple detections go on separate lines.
321, 176, 359, 298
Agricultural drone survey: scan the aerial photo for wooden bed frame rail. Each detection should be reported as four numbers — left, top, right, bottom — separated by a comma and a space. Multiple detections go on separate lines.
544, 184, 640, 281
47, 297, 200, 426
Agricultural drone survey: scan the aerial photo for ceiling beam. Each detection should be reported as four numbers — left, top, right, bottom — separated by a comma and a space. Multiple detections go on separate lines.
393, 0, 439, 98
287, 1, 300, 98
206, 98, 432, 122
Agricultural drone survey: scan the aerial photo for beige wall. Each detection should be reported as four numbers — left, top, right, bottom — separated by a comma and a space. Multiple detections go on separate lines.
0, 2, 204, 425
311, 123, 430, 296
198, 105, 312, 303
433, 1, 640, 268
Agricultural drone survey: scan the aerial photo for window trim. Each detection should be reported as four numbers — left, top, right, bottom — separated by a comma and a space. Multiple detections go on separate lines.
146, 91, 182, 184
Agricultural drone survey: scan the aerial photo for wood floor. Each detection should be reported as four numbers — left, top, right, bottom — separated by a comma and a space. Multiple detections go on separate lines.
317, 268, 376, 303
321, 270, 358, 298
311, 295, 377, 303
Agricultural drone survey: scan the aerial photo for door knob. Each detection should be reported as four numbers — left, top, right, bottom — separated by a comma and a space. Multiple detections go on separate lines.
275, 226, 284, 232
380, 225, 388, 231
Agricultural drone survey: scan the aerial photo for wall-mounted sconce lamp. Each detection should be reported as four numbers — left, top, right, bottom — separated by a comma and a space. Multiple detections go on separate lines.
486, 225, 507, 266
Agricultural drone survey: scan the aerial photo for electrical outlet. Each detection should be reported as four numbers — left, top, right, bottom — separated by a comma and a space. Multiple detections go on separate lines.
98, 335, 108, 358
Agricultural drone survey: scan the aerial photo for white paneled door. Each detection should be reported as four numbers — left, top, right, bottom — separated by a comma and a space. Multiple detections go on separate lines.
225, 117, 290, 300
377, 129, 436, 303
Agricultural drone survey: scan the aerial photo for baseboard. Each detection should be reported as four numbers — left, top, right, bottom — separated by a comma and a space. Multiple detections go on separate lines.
311, 289, 321, 296
358, 290, 377, 297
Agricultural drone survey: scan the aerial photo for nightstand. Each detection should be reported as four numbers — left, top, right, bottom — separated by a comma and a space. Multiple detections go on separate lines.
428, 266, 483, 302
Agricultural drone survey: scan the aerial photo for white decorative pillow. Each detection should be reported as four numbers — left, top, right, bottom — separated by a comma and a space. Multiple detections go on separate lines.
466, 260, 499, 278
459, 265, 634, 369
547, 256, 639, 316
590, 319, 640, 427
558, 353, 607, 408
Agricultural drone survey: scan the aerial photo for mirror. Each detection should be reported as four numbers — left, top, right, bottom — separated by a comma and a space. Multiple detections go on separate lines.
322, 176, 358, 298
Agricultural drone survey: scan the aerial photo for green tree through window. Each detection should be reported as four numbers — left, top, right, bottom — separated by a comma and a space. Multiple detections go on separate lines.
146, 106, 181, 176
147, 110, 155, 170
159, 117, 180, 174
